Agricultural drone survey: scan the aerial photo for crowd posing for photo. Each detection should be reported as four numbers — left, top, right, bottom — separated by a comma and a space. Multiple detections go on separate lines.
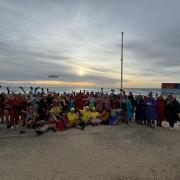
0, 87, 180, 135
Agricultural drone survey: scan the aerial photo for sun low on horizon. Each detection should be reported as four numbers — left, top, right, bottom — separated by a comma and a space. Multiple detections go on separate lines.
78, 69, 85, 76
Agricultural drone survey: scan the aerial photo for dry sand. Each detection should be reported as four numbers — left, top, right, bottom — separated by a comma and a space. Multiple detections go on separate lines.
0, 122, 180, 180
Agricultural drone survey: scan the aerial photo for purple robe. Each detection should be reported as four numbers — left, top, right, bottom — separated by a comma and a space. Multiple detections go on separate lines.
144, 97, 158, 120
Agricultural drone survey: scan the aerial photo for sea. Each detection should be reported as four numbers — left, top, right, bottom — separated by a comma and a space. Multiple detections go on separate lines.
1, 85, 180, 101
0, 85, 162, 96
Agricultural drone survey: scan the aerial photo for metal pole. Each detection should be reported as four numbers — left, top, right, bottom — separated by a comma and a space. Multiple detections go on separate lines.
121, 32, 124, 90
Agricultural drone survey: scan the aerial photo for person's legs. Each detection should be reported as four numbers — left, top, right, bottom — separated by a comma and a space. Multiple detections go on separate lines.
0, 110, 4, 123
125, 111, 128, 124
91, 118, 102, 126
4, 109, 10, 128
42, 124, 56, 132
152, 119, 155, 125
149, 119, 155, 128
77, 120, 86, 130
169, 120, 174, 128
14, 110, 19, 126
10, 110, 16, 128
35, 124, 56, 135
121, 111, 127, 123
21, 112, 26, 126
66, 122, 74, 129
157, 119, 162, 127
26, 119, 33, 128
146, 119, 151, 126
35, 120, 46, 127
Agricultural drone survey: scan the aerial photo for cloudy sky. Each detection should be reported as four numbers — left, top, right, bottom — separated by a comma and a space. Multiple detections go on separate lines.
0, 0, 180, 88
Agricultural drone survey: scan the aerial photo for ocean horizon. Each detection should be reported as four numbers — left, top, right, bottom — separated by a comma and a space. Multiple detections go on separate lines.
0, 84, 161, 96
1, 83, 180, 101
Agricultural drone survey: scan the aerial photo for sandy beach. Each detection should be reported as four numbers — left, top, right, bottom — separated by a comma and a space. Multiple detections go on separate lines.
0, 122, 180, 180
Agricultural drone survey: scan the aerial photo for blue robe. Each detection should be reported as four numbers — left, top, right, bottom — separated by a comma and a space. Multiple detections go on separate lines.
121, 99, 133, 120
144, 97, 157, 121
127, 99, 133, 120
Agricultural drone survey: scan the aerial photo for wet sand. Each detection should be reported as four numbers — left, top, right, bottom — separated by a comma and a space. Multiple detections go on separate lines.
0, 122, 180, 180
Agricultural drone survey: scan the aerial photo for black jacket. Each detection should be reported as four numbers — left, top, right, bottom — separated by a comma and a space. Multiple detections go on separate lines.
165, 99, 180, 122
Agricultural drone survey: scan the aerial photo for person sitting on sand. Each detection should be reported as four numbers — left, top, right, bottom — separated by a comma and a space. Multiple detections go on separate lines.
66, 108, 79, 127
35, 112, 65, 135
97, 106, 110, 125
109, 108, 122, 125
22, 106, 37, 128
66, 108, 85, 130
79, 106, 92, 125
90, 107, 101, 126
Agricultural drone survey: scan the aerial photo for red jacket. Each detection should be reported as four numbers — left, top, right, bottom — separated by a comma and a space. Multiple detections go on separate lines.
157, 98, 165, 120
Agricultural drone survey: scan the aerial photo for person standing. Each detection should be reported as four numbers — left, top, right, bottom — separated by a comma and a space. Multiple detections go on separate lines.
156, 96, 165, 127
9, 94, 22, 129
121, 94, 133, 124
135, 95, 146, 125
144, 92, 157, 127
165, 94, 180, 129
0, 93, 6, 123
128, 92, 135, 115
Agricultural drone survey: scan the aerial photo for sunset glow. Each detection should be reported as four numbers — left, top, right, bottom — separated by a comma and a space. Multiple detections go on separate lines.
78, 70, 85, 76
0, 80, 96, 87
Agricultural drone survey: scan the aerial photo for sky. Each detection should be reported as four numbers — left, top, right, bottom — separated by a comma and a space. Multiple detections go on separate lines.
0, 0, 180, 88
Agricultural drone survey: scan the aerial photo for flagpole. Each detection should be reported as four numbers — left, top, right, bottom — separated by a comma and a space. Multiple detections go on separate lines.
121, 32, 124, 90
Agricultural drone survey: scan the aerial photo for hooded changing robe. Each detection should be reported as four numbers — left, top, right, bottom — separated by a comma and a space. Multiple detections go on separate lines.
144, 97, 157, 121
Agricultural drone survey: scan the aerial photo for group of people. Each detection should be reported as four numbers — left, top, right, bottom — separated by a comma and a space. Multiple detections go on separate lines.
0, 87, 180, 135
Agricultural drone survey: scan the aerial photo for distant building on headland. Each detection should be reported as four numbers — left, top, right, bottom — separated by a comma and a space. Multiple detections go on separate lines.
161, 83, 180, 101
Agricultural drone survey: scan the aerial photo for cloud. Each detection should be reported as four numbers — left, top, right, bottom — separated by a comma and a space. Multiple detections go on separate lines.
0, 0, 180, 88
